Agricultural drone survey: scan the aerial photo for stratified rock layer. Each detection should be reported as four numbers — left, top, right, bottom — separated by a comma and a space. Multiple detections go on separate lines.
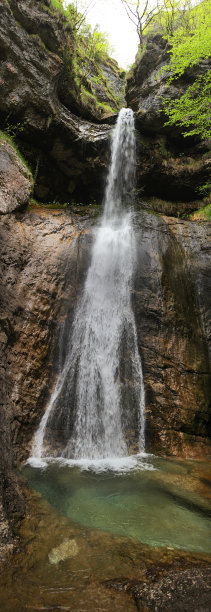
0, 208, 210, 460
134, 212, 210, 456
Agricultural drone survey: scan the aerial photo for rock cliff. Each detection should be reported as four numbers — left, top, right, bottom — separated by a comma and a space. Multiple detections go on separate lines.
126, 34, 211, 210
1, 1, 210, 211
0, 209, 210, 464
0, 0, 124, 203
0, 207, 93, 553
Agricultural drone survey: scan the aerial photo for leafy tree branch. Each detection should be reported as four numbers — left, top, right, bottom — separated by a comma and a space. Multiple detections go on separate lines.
162, 0, 211, 138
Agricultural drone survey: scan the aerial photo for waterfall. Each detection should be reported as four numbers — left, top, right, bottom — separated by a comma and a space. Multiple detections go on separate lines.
32, 108, 145, 463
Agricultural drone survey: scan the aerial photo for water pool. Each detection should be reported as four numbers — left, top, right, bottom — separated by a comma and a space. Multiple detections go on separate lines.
22, 455, 211, 553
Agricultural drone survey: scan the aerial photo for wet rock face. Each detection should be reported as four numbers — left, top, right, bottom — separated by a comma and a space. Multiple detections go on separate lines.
0, 209, 210, 466
126, 35, 211, 204
0, 208, 93, 552
0, 139, 33, 213
0, 402, 25, 561
0, 208, 210, 552
134, 212, 211, 456
0, 209, 93, 461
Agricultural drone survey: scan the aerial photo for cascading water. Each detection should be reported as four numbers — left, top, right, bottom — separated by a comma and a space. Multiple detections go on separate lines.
32, 108, 145, 464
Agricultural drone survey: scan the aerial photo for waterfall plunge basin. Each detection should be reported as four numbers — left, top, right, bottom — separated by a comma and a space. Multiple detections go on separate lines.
1, 456, 210, 612
22, 455, 211, 554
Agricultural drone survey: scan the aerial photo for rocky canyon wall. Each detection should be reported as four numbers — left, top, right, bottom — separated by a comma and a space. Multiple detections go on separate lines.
0, 0, 210, 557
0, 207, 92, 555
0, 0, 119, 204
0, 0, 210, 210
0, 209, 210, 464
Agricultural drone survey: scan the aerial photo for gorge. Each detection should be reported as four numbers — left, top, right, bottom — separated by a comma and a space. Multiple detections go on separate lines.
0, 0, 210, 610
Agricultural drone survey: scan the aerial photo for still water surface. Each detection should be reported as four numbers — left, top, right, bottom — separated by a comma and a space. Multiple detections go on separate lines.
0, 456, 210, 612
23, 455, 211, 553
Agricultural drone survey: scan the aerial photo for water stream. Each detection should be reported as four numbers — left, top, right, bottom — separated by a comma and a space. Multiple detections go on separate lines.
31, 108, 145, 464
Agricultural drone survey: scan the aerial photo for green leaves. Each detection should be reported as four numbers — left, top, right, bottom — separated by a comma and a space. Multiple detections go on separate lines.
163, 0, 211, 139
166, 1, 211, 77
163, 72, 211, 138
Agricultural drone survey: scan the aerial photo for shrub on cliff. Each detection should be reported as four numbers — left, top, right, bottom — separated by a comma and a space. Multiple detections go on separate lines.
48, 0, 122, 118
162, 0, 211, 139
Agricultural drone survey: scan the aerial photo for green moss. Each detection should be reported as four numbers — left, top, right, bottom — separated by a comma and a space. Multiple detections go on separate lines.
80, 85, 115, 117
96, 100, 115, 114
0, 130, 33, 179
47, 0, 123, 117
48, 0, 66, 17
27, 199, 101, 217
190, 203, 211, 221
27, 198, 70, 210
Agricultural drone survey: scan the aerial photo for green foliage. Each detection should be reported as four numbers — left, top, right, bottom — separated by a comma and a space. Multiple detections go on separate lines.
49, 0, 68, 19
163, 72, 211, 138
166, 0, 211, 77
198, 180, 211, 196
162, 0, 211, 139
156, 0, 196, 37
48, 0, 120, 117
3, 119, 27, 140
50, 0, 65, 11
191, 202, 211, 220
85, 25, 112, 62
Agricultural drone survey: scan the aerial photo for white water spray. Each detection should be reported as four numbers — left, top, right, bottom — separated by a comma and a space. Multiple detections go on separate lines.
32, 108, 145, 463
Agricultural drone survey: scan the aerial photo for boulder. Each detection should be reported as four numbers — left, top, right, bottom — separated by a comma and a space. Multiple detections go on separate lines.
0, 138, 33, 213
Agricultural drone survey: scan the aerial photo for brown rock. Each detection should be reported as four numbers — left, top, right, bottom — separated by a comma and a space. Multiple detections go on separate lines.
0, 139, 33, 213
134, 211, 211, 456
0, 208, 210, 555
0, 208, 210, 466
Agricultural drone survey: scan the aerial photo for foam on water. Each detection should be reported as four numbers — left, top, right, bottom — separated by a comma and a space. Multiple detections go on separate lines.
27, 453, 154, 474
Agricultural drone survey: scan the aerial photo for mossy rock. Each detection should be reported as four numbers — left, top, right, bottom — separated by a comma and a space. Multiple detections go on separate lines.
0, 133, 33, 214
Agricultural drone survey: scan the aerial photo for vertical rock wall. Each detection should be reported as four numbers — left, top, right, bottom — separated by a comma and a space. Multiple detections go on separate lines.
134, 212, 210, 456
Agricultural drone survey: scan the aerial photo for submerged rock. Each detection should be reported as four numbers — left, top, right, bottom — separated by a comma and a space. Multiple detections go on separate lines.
106, 567, 211, 611
48, 538, 79, 564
